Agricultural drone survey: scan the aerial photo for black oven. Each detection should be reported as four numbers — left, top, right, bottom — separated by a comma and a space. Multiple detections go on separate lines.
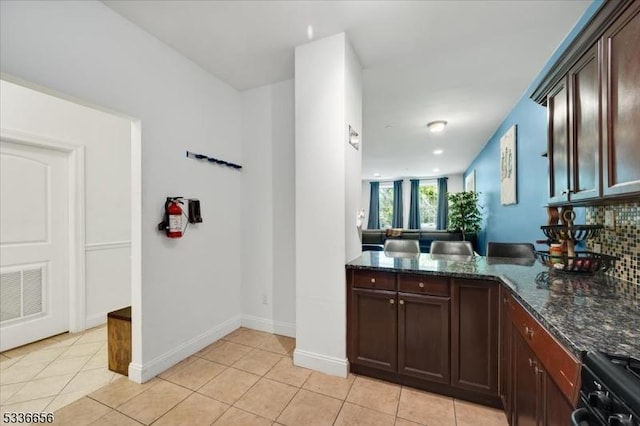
572, 352, 640, 426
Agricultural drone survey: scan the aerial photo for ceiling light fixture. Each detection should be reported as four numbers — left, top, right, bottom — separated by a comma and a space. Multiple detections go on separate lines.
433, 149, 444, 155
433, 168, 440, 173
307, 25, 314, 40
427, 120, 448, 133
373, 173, 381, 178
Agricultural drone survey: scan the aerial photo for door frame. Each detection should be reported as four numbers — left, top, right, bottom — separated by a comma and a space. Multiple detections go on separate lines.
1, 128, 87, 333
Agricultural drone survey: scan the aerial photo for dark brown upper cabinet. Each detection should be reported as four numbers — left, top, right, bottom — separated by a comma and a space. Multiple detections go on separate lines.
602, 1, 640, 196
533, 0, 640, 205
569, 43, 601, 202
547, 78, 571, 204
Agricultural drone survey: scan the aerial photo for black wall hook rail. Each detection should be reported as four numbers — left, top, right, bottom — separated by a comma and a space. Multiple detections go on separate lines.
186, 151, 242, 170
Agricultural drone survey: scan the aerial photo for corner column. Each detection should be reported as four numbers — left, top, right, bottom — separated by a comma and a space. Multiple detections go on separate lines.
294, 33, 362, 376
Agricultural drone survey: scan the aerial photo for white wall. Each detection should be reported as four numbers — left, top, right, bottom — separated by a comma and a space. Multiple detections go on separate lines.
270, 81, 296, 334
294, 33, 362, 376
241, 80, 295, 337
345, 42, 364, 263
0, 80, 131, 329
361, 173, 464, 230
0, 0, 243, 382
448, 173, 464, 193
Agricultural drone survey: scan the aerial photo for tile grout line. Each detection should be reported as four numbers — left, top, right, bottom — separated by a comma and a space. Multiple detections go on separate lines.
223, 333, 299, 423
194, 335, 283, 420
394, 386, 403, 424
1, 326, 111, 415
43, 343, 109, 412
112, 377, 192, 424
453, 398, 458, 426
274, 383, 301, 424
2, 328, 103, 410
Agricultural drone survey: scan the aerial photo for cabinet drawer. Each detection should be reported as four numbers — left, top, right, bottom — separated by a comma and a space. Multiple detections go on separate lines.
508, 296, 580, 404
398, 274, 449, 296
352, 270, 396, 291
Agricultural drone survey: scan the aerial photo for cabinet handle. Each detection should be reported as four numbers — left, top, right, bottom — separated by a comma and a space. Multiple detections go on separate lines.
525, 326, 534, 339
418, 282, 425, 288
370, 278, 376, 283
399, 300, 405, 305
561, 189, 574, 195
389, 299, 395, 304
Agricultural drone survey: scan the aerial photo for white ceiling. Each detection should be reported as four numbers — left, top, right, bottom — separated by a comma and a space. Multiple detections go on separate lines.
102, 0, 591, 179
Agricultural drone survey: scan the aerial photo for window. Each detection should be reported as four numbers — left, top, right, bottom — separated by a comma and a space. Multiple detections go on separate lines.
379, 182, 393, 229
418, 180, 438, 229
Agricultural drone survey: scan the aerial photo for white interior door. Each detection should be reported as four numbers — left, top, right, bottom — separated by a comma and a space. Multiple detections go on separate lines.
0, 139, 70, 351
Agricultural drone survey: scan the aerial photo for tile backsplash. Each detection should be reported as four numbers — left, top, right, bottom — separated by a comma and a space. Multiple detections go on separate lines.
586, 201, 639, 298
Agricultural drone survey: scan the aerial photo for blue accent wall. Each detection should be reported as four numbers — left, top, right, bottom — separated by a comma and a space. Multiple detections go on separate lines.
466, 0, 602, 254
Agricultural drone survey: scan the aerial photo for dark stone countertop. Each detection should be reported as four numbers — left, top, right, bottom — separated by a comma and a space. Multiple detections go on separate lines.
346, 252, 640, 360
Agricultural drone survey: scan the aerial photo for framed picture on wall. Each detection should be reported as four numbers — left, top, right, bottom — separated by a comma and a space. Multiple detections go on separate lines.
465, 169, 476, 192
500, 124, 517, 205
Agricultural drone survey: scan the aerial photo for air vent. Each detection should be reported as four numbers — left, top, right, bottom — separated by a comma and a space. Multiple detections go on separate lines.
1, 267, 44, 324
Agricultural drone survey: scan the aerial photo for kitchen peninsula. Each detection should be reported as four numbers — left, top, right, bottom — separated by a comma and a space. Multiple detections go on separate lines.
346, 252, 640, 423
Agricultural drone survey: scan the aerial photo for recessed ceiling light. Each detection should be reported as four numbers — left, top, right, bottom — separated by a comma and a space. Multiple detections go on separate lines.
307, 25, 314, 40
385, 124, 392, 129
433, 149, 444, 155
373, 173, 381, 177
433, 168, 440, 173
427, 120, 448, 133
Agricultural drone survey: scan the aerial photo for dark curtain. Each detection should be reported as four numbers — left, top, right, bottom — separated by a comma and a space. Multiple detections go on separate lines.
436, 177, 448, 230
392, 180, 403, 228
367, 181, 380, 229
408, 179, 420, 229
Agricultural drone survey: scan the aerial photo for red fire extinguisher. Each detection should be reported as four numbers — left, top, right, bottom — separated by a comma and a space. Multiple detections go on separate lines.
167, 200, 183, 238
158, 197, 184, 238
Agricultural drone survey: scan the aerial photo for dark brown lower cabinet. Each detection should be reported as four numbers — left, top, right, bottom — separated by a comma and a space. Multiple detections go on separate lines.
512, 328, 541, 426
451, 279, 499, 396
543, 369, 574, 426
507, 294, 577, 426
349, 288, 397, 372
398, 292, 450, 383
347, 270, 501, 407
347, 269, 580, 424
500, 286, 513, 419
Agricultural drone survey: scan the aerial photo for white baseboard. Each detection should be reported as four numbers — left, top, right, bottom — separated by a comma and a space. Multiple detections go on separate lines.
293, 348, 348, 378
241, 314, 295, 338
128, 315, 241, 383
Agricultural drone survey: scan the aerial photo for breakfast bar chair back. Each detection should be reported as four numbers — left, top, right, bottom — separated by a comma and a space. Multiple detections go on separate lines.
487, 242, 535, 259
384, 239, 420, 254
430, 241, 474, 256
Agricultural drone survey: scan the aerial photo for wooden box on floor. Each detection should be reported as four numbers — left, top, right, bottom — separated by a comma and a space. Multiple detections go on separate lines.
107, 306, 131, 376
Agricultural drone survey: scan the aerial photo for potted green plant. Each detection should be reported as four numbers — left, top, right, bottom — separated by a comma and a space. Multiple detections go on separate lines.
448, 191, 482, 242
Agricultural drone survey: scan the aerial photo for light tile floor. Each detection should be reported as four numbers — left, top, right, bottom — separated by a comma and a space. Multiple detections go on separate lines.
0, 325, 121, 418
40, 327, 508, 425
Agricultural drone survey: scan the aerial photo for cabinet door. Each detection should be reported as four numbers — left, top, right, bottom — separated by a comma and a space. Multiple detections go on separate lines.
500, 288, 513, 420
512, 328, 540, 426
542, 368, 574, 426
602, 1, 640, 197
569, 43, 601, 201
398, 292, 450, 383
451, 279, 499, 395
349, 288, 397, 372
547, 78, 570, 204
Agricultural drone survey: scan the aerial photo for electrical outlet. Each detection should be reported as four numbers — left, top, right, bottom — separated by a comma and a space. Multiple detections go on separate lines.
262, 294, 268, 305
604, 210, 616, 230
